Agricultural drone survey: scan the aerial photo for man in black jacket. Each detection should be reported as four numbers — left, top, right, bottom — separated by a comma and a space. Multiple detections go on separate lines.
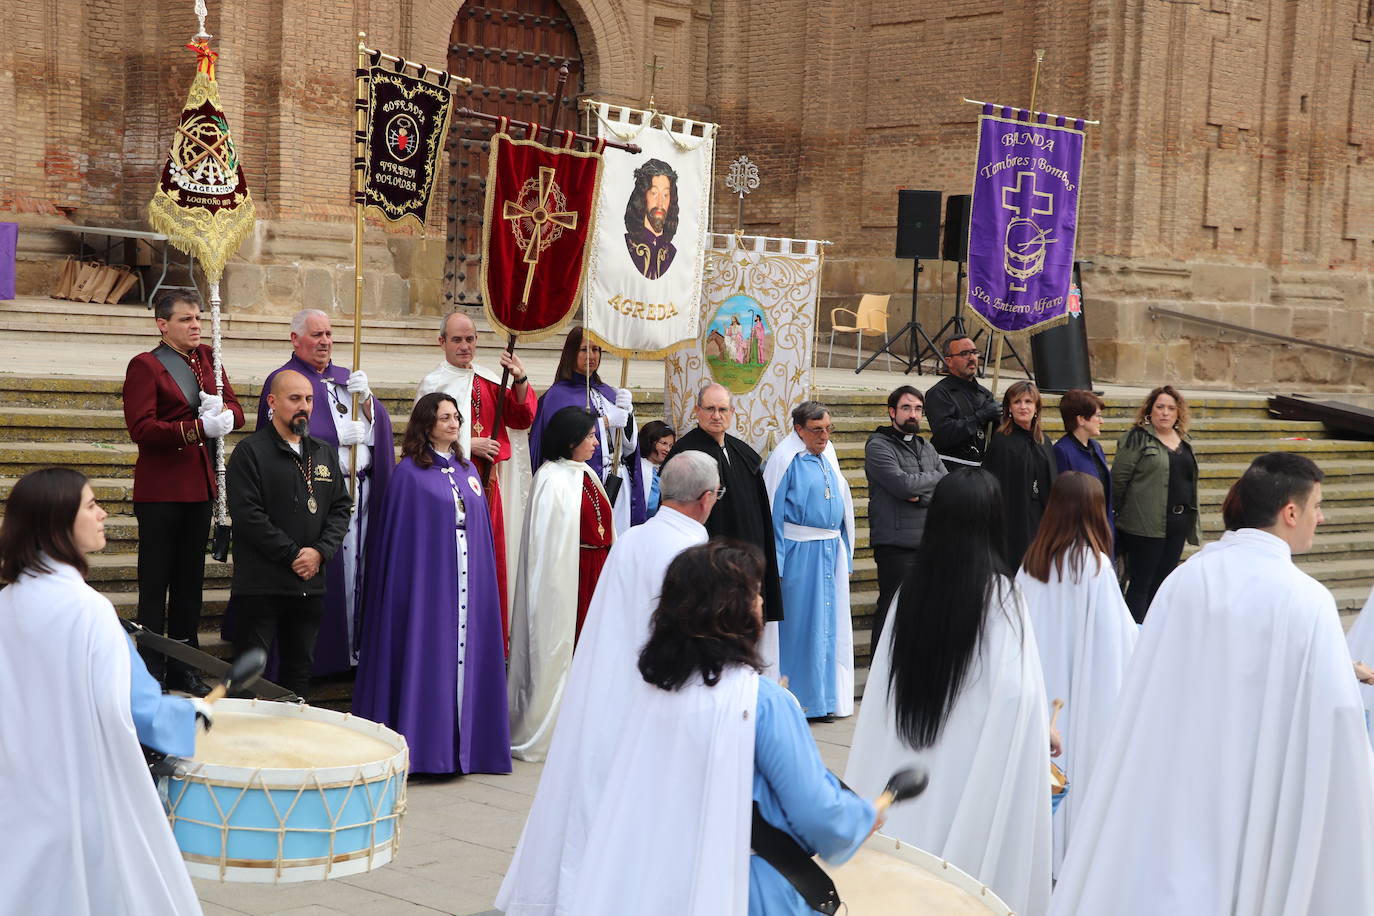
226, 369, 352, 698
863, 386, 947, 650
925, 336, 1000, 472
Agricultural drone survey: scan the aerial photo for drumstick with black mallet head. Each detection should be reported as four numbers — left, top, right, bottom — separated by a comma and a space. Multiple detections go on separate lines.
874, 766, 930, 814
203, 647, 268, 704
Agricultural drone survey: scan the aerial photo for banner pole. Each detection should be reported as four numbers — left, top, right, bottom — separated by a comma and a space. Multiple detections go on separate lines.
349, 31, 368, 502
1029, 48, 1046, 116
610, 355, 631, 469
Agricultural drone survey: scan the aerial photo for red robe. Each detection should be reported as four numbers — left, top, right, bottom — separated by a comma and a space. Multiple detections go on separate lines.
470, 375, 537, 643
575, 474, 614, 641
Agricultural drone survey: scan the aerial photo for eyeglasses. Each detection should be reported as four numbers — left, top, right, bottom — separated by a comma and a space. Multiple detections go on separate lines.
698, 405, 732, 415
706, 485, 727, 499
804, 425, 834, 435
950, 348, 979, 359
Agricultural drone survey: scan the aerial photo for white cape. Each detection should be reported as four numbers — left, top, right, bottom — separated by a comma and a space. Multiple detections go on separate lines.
497, 507, 708, 914
507, 459, 611, 762
1050, 529, 1374, 915
762, 430, 856, 712
553, 667, 757, 916
1345, 583, 1374, 744
1016, 549, 1137, 875
844, 579, 1052, 916
416, 359, 532, 581
0, 563, 202, 915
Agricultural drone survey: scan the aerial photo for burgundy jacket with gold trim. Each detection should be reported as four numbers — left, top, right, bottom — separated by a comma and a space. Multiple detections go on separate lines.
122, 344, 245, 503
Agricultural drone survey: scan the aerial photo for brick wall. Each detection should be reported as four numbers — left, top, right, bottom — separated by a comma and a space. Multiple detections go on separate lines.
2, 0, 1371, 388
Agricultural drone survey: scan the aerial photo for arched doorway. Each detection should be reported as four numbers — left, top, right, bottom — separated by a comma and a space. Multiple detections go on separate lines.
445, 0, 584, 307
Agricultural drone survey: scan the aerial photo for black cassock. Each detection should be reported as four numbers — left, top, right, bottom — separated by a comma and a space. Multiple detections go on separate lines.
666, 427, 785, 622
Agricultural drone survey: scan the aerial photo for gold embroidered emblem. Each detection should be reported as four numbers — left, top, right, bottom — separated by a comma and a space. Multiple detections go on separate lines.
502, 166, 579, 307
314, 465, 333, 480
183, 424, 198, 445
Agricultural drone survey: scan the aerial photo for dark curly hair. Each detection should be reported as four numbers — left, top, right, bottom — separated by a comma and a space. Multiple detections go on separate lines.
403, 392, 467, 470
623, 158, 679, 243
638, 541, 765, 692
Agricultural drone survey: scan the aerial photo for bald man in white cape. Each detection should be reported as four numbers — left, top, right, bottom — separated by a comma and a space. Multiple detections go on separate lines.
1051, 454, 1374, 915
497, 451, 720, 915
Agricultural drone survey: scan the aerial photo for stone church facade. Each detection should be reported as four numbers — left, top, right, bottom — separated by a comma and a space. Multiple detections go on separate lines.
3, 0, 1372, 389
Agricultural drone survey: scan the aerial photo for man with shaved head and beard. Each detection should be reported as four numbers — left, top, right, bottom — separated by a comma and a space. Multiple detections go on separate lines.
226, 370, 353, 698
238, 309, 393, 678
665, 383, 784, 630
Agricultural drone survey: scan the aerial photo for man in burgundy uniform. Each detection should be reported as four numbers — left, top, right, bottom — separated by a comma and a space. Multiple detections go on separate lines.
416, 310, 537, 645
122, 290, 245, 694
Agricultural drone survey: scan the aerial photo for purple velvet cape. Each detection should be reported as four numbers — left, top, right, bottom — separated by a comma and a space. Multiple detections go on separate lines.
351, 453, 511, 775
528, 375, 646, 526
221, 353, 393, 676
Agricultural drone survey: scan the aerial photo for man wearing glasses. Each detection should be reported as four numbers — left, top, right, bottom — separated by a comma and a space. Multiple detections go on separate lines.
926, 336, 1001, 472
665, 382, 785, 629
863, 386, 947, 651
763, 401, 856, 721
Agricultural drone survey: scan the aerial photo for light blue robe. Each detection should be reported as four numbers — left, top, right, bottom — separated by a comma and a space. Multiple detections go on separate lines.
750, 677, 873, 915
773, 453, 851, 716
126, 637, 196, 757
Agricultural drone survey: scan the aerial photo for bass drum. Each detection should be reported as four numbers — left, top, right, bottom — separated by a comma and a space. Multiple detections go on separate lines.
822, 833, 1014, 914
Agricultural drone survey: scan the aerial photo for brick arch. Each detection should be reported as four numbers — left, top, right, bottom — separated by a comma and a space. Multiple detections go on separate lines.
409, 0, 636, 98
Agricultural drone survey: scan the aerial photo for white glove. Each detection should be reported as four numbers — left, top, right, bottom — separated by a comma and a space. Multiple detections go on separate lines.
602, 402, 629, 430
614, 388, 633, 414
346, 370, 372, 404
198, 394, 224, 417
189, 697, 214, 731
336, 417, 369, 447
201, 408, 234, 438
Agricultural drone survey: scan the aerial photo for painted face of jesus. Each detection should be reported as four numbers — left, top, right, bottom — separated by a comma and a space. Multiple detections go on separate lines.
644, 176, 671, 236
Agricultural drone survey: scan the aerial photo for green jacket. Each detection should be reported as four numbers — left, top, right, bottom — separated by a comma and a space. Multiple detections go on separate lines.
1111, 425, 1201, 544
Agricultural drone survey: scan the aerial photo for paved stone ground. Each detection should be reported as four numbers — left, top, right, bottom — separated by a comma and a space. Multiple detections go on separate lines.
193, 709, 861, 915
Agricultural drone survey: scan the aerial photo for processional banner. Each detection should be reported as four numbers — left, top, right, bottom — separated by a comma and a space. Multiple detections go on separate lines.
480, 127, 605, 341
583, 102, 715, 357
147, 39, 255, 283
665, 234, 824, 455
966, 103, 1085, 335
361, 60, 454, 230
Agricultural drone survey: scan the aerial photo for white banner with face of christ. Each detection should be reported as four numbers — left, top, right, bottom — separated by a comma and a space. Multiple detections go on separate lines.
583, 102, 715, 358
665, 234, 824, 455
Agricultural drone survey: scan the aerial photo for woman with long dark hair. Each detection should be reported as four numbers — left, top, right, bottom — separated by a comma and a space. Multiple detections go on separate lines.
1112, 384, 1200, 622
0, 467, 207, 913
353, 393, 510, 775
508, 406, 615, 762
845, 468, 1054, 915
505, 541, 877, 915
527, 326, 645, 529
636, 419, 675, 518
1016, 471, 1137, 876
983, 379, 1056, 565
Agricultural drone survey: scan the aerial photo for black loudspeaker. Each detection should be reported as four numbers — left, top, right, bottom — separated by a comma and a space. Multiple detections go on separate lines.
895, 190, 942, 260
943, 194, 971, 262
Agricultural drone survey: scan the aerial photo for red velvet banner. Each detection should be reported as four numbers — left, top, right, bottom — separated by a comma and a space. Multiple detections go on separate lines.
480, 130, 604, 341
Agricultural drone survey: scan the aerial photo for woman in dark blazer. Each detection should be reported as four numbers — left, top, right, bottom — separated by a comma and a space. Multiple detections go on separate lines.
983, 380, 1056, 566
1053, 389, 1115, 548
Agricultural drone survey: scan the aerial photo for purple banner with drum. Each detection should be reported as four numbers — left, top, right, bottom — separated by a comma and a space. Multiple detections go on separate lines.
965, 104, 1085, 334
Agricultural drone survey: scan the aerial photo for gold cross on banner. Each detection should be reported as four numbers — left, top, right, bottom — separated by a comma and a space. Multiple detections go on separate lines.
501, 165, 579, 306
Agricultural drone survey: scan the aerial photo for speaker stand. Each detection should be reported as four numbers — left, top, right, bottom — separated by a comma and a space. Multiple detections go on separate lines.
857, 258, 942, 375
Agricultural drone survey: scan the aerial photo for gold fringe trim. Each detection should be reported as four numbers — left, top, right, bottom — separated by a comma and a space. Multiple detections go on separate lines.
586, 330, 697, 361
964, 302, 1073, 340
148, 192, 256, 283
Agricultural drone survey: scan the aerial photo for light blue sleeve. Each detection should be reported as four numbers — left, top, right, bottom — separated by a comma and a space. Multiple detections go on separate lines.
771, 461, 796, 576
753, 678, 875, 865
126, 637, 197, 757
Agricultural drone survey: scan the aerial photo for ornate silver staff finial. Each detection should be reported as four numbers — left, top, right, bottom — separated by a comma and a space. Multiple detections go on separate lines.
725, 155, 760, 230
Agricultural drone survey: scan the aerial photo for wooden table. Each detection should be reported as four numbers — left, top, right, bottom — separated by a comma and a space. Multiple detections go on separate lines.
55, 225, 198, 308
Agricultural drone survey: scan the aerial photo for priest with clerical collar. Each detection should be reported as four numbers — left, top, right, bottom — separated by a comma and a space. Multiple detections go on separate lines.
416, 310, 537, 645
664, 382, 784, 627
228, 309, 392, 679
1050, 452, 1374, 914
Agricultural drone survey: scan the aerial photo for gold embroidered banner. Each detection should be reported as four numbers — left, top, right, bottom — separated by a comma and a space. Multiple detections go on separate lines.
147, 39, 255, 283
362, 63, 453, 230
665, 234, 824, 454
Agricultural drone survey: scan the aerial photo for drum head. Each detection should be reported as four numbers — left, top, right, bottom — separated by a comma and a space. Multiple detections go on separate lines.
822, 834, 1013, 915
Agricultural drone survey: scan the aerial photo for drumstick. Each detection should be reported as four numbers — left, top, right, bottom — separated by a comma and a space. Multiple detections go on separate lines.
204, 648, 268, 704
874, 766, 930, 814
1049, 698, 1064, 731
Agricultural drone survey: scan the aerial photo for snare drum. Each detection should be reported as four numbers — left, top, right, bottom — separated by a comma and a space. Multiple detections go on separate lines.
1051, 760, 1069, 813
161, 698, 409, 883
823, 834, 1014, 914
